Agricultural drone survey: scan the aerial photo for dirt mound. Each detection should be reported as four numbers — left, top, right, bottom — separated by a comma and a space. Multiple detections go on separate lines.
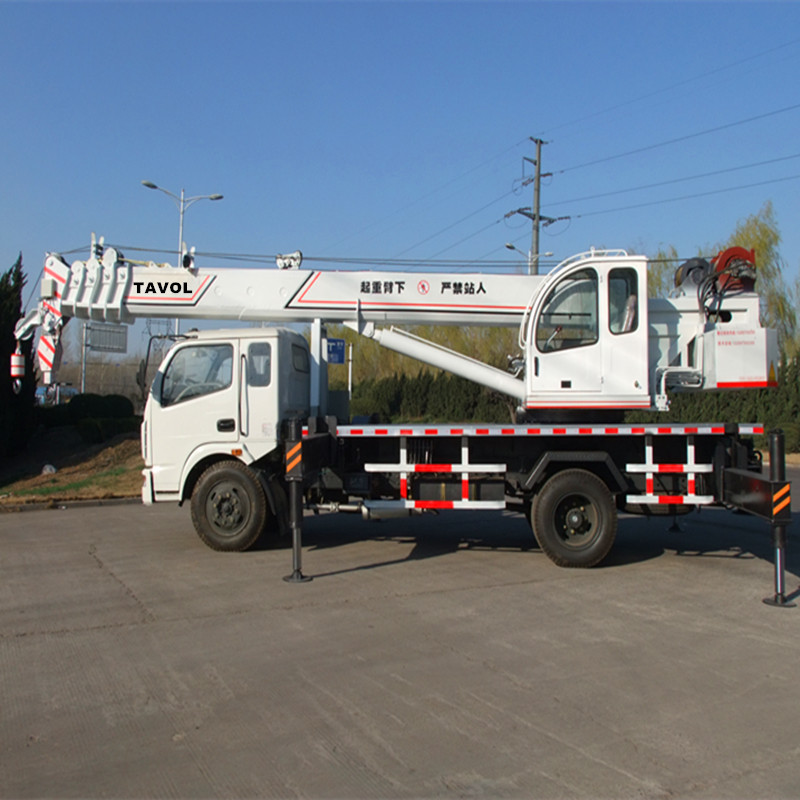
0, 429, 143, 505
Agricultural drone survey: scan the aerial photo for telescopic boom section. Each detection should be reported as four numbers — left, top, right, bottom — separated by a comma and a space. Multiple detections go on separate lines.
14, 245, 543, 396
45, 247, 545, 327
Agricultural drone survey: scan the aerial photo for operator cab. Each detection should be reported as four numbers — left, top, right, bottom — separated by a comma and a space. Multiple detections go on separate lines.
523, 251, 650, 415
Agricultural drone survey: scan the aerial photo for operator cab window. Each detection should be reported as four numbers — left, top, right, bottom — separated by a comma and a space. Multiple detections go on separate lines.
536, 268, 598, 352
291, 344, 310, 373
609, 268, 638, 334
248, 342, 271, 387
161, 344, 233, 407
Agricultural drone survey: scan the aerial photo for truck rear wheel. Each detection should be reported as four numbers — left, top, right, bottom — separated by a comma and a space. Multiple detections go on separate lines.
190, 461, 268, 552
531, 469, 617, 567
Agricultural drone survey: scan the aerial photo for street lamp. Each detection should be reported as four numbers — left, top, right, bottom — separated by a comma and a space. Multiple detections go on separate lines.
141, 181, 224, 334
505, 243, 552, 275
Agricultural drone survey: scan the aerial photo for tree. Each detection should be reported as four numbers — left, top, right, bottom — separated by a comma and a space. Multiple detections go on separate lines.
648, 244, 680, 298
712, 201, 798, 358
0, 255, 36, 456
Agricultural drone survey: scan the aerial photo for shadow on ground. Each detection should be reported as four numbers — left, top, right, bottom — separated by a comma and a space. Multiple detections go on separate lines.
267, 505, 800, 582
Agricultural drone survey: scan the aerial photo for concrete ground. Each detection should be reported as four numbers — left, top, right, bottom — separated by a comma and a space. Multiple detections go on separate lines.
1, 484, 799, 798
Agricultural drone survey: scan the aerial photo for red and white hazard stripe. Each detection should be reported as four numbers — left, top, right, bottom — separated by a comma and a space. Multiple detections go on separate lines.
36, 333, 60, 384
365, 499, 506, 511
626, 435, 715, 506
43, 255, 70, 288
364, 462, 506, 474
10, 347, 25, 379
41, 256, 69, 320
36, 334, 56, 371
336, 423, 748, 438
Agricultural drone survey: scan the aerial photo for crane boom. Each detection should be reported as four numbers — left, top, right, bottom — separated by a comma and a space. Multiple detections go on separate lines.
42, 248, 544, 328
13, 239, 779, 413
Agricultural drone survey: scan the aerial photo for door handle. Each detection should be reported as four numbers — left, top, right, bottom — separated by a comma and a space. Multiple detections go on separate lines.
217, 418, 236, 433
239, 354, 248, 437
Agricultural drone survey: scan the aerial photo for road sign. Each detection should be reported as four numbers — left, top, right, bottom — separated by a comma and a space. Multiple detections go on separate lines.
87, 323, 128, 353
327, 338, 345, 365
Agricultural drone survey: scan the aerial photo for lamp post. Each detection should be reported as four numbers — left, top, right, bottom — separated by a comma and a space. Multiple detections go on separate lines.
504, 243, 552, 275
141, 181, 223, 334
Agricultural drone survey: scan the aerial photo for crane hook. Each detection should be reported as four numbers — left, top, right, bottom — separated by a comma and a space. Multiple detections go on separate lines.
11, 346, 25, 394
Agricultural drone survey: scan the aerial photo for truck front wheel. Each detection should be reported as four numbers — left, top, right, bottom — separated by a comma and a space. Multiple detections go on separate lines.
191, 461, 268, 551
531, 469, 617, 567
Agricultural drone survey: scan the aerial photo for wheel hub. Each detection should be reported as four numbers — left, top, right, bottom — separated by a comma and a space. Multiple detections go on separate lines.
208, 484, 247, 532
557, 494, 597, 544
566, 507, 588, 532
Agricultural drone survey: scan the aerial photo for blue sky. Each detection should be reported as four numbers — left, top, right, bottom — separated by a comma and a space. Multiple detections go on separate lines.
3, 1, 800, 303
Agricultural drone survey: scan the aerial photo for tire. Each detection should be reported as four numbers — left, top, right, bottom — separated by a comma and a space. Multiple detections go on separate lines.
190, 461, 268, 552
531, 469, 617, 568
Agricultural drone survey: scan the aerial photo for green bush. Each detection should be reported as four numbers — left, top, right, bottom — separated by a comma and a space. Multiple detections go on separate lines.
36, 393, 136, 428
350, 371, 511, 423
110, 416, 141, 437
76, 417, 104, 443
67, 393, 109, 422
103, 394, 134, 418
36, 403, 72, 428
76, 416, 141, 444
777, 422, 800, 454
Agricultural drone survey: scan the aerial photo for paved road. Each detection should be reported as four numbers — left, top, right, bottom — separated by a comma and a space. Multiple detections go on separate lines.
2, 485, 800, 798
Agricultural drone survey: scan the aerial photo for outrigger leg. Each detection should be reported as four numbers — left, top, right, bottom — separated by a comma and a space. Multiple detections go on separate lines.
283, 417, 312, 584
763, 431, 794, 607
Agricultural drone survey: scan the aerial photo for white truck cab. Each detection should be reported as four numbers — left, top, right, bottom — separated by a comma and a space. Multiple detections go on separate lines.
141, 327, 310, 506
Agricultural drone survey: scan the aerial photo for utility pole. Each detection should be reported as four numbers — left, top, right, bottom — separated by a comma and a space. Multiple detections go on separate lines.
527, 137, 550, 275
525, 136, 555, 275
507, 138, 562, 275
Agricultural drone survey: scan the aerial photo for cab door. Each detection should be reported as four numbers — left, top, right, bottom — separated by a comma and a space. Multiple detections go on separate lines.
524, 262, 649, 411
148, 340, 238, 498
528, 266, 602, 408
603, 266, 649, 405
238, 337, 280, 460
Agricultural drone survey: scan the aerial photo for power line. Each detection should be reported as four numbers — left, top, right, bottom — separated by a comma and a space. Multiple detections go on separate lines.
393, 180, 530, 257
570, 173, 800, 219
397, 140, 548, 262
558, 102, 800, 174
544, 152, 800, 209
537, 36, 800, 137
357, 134, 799, 264
303, 252, 508, 268
323, 137, 530, 252
421, 104, 800, 261
334, 40, 800, 257
103, 242, 522, 270
426, 218, 506, 260
318, 42, 800, 261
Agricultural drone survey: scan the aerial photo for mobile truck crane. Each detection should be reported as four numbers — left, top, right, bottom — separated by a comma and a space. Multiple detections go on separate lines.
11, 237, 792, 587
